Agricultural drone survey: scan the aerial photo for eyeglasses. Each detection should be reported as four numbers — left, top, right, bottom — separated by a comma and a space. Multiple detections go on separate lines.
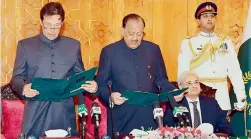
42, 22, 62, 30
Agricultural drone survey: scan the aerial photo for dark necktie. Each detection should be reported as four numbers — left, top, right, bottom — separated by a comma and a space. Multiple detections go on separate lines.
191, 101, 201, 128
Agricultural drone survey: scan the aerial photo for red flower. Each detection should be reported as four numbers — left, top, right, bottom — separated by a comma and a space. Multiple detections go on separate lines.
195, 129, 202, 135
191, 128, 196, 135
183, 127, 189, 133
159, 127, 166, 136
176, 128, 184, 133
165, 127, 175, 132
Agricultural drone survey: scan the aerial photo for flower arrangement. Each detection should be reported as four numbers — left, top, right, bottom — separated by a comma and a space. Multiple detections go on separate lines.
128, 127, 228, 139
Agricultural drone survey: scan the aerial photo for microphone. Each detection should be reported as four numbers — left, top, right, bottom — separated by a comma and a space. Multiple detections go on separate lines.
91, 102, 101, 127
91, 102, 101, 139
179, 106, 191, 127
172, 106, 185, 127
101, 135, 112, 139
167, 94, 187, 127
153, 101, 164, 128
78, 104, 88, 117
172, 107, 183, 117
78, 104, 88, 139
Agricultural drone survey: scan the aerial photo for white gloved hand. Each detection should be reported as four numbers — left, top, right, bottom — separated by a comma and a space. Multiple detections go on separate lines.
234, 101, 247, 111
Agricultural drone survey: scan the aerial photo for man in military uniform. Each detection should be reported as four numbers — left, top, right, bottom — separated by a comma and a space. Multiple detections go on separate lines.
178, 2, 246, 111
96, 13, 182, 136
10, 2, 98, 137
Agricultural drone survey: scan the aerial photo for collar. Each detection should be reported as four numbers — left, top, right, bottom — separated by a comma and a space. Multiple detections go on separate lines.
39, 33, 61, 44
199, 31, 215, 37
121, 38, 142, 52
186, 96, 200, 103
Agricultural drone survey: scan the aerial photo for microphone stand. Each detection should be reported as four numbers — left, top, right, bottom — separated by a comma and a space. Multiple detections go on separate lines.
167, 94, 185, 127
80, 115, 86, 139
182, 112, 191, 127
78, 94, 86, 139
108, 83, 115, 139
91, 102, 100, 139
94, 123, 99, 139
155, 86, 164, 128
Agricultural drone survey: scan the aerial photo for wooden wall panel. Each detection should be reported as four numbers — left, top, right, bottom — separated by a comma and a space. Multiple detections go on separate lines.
1, 0, 250, 86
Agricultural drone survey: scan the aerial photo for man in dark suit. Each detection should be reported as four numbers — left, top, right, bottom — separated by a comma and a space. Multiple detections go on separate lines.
10, 2, 97, 137
164, 71, 234, 136
96, 13, 183, 136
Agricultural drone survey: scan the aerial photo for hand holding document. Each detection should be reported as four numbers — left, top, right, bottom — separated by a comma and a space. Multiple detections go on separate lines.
121, 88, 187, 106
28, 67, 98, 101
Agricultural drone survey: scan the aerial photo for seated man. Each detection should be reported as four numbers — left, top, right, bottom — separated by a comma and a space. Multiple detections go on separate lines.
164, 71, 234, 136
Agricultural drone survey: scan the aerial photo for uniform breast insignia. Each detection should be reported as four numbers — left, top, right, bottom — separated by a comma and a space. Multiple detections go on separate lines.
197, 45, 203, 50
218, 42, 228, 56
214, 34, 228, 56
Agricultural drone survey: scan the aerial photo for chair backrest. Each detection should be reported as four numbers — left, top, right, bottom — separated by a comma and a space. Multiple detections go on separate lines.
1, 83, 108, 138
171, 82, 216, 98
215, 133, 229, 138
1, 83, 22, 100
1, 100, 24, 139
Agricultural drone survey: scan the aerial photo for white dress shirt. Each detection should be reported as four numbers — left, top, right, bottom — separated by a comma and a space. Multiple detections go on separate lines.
186, 96, 202, 128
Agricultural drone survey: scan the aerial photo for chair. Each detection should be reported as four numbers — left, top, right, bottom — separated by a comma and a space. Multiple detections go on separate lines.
1, 83, 107, 138
171, 82, 216, 98
215, 133, 229, 138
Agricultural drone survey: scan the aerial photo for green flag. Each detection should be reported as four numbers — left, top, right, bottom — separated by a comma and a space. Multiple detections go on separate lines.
230, 2, 251, 136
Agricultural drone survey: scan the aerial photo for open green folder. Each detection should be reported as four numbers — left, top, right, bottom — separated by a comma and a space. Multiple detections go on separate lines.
121, 88, 187, 106
29, 67, 98, 101
229, 137, 248, 139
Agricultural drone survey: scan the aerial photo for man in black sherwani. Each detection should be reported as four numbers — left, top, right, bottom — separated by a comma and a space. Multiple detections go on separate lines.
96, 13, 183, 136
10, 2, 98, 138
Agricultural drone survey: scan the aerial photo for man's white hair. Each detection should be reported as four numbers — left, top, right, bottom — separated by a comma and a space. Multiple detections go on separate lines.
177, 71, 199, 85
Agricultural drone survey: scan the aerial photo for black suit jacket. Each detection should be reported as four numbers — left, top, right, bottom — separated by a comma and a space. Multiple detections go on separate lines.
164, 96, 234, 136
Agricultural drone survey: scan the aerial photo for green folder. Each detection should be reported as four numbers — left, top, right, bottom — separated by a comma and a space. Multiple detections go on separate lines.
121, 88, 187, 106
229, 137, 248, 139
159, 88, 188, 102
29, 67, 98, 101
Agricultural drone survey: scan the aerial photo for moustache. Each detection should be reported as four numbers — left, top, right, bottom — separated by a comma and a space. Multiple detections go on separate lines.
131, 40, 139, 43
